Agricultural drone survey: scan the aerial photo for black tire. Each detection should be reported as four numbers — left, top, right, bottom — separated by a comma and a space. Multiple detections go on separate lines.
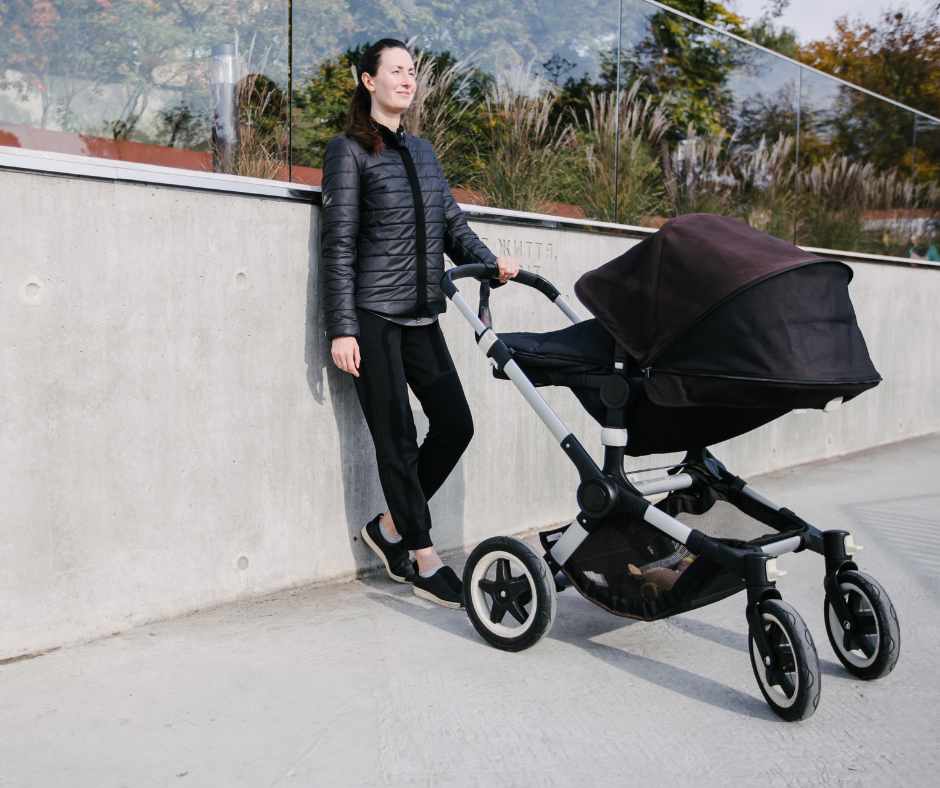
462, 536, 557, 652
748, 598, 821, 722
824, 570, 900, 680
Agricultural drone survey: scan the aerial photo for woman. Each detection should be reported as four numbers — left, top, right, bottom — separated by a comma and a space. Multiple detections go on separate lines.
321, 39, 519, 608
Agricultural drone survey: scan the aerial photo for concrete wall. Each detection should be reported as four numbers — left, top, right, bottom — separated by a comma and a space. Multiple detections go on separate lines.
2, 168, 938, 660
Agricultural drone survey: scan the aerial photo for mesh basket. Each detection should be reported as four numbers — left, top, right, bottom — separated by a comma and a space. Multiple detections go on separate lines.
540, 513, 745, 621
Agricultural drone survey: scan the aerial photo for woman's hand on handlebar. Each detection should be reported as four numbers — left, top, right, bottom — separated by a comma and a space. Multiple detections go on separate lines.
331, 336, 360, 377
495, 256, 521, 283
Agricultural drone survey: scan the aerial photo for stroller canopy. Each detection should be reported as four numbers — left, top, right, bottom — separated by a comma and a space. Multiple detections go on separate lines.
574, 214, 881, 410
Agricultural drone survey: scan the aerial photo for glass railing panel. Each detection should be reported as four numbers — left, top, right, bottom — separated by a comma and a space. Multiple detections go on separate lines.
2, 0, 934, 251
913, 115, 940, 183
0, 1, 290, 179
911, 114, 940, 262
721, 41, 800, 241
617, 0, 799, 238
290, 0, 620, 221
797, 67, 931, 256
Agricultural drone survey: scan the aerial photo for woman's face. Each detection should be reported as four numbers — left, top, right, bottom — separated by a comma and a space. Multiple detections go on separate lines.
363, 47, 416, 114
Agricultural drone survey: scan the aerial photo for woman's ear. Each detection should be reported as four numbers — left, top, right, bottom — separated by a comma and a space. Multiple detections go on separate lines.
361, 71, 375, 93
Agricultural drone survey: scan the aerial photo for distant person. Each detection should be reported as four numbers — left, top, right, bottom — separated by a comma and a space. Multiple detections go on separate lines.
927, 222, 940, 262
908, 235, 927, 260
320, 39, 519, 608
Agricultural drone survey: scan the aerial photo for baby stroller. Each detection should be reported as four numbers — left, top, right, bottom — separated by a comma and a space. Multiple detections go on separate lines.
441, 213, 899, 721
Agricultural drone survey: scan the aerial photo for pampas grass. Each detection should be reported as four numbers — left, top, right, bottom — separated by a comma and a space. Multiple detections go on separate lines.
474, 69, 574, 212
576, 80, 670, 224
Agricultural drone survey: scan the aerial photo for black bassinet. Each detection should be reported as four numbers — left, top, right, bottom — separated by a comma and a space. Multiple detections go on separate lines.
498, 214, 881, 455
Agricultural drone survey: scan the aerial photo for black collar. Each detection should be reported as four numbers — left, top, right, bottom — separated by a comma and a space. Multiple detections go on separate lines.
374, 120, 407, 148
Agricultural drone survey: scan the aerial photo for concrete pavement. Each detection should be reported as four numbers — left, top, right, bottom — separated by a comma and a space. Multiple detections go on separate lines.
2, 434, 939, 787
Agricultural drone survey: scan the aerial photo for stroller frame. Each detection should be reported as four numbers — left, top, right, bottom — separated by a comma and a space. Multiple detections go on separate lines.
443, 264, 899, 720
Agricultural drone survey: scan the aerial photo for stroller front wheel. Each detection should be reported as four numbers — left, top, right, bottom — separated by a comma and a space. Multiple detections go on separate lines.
748, 599, 821, 721
824, 570, 900, 680
463, 536, 557, 652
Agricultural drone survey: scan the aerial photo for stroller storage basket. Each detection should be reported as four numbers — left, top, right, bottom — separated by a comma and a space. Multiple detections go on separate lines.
539, 516, 744, 621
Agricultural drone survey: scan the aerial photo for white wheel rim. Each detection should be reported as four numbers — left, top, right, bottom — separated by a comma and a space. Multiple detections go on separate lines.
469, 550, 539, 639
751, 612, 799, 709
827, 581, 880, 669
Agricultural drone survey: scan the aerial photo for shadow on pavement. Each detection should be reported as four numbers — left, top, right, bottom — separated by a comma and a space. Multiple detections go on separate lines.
547, 596, 778, 721
567, 636, 776, 720
363, 590, 480, 644
668, 614, 857, 680
359, 544, 784, 719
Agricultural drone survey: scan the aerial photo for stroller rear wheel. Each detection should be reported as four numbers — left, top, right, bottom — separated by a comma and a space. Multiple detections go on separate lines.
748, 599, 821, 721
463, 536, 557, 652
824, 570, 900, 680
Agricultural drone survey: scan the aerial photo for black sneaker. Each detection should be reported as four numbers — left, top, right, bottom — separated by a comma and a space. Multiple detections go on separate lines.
360, 514, 416, 583
412, 565, 464, 609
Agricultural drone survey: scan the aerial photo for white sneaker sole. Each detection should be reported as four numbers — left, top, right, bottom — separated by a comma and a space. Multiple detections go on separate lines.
360, 524, 410, 583
413, 585, 464, 609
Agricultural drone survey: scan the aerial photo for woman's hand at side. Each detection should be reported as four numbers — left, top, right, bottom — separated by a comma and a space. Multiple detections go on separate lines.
331, 336, 361, 377
496, 256, 521, 283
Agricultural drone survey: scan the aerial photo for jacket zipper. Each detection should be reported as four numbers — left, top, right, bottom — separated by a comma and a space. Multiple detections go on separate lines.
395, 142, 427, 313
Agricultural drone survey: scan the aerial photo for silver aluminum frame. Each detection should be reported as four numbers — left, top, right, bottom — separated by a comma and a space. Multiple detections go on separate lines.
553, 295, 584, 324
446, 273, 806, 569
547, 521, 588, 567
455, 291, 572, 443
631, 473, 694, 496
762, 536, 803, 557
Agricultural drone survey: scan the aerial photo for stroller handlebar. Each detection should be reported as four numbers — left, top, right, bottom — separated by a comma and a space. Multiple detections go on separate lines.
441, 264, 582, 330
513, 269, 561, 300
441, 264, 561, 302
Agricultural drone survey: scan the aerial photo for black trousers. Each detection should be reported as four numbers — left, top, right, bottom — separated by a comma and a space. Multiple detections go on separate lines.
353, 309, 474, 550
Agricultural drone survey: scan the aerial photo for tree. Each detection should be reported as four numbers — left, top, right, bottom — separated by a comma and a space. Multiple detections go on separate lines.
472, 69, 575, 212
744, 0, 800, 58
621, 0, 750, 137
0, 1, 289, 144
797, 8, 940, 179
732, 81, 800, 152
0, 1, 123, 129
290, 48, 358, 170
290, 0, 618, 94
573, 80, 669, 224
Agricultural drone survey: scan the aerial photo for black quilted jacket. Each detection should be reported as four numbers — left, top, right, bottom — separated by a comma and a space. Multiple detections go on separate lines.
320, 123, 497, 339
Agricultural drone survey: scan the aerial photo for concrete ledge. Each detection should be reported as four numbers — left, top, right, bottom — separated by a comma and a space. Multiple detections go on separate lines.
4, 144, 938, 269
